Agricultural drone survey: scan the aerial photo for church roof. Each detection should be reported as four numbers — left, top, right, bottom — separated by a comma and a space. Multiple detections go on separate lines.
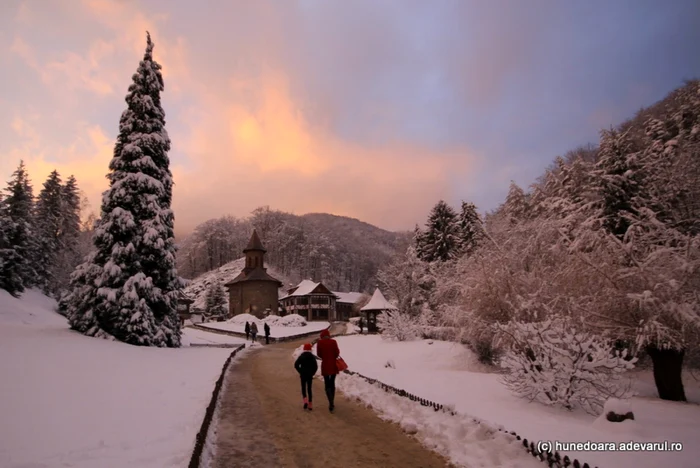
361, 288, 397, 311
243, 229, 266, 253
224, 267, 282, 287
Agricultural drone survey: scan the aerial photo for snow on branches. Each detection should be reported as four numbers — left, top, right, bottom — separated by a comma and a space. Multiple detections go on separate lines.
496, 318, 637, 415
377, 309, 422, 342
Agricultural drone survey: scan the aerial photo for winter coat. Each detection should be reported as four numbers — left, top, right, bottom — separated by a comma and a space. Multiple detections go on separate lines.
294, 351, 318, 378
244, 322, 250, 333
264, 323, 270, 336
250, 322, 258, 334
316, 337, 340, 376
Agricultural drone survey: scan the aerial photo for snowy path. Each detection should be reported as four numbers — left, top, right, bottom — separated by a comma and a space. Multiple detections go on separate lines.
209, 326, 451, 467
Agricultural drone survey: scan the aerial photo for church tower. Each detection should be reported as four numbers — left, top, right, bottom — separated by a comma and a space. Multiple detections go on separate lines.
224, 229, 283, 318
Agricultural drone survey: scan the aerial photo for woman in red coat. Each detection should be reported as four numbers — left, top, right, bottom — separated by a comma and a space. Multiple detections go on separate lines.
316, 328, 340, 412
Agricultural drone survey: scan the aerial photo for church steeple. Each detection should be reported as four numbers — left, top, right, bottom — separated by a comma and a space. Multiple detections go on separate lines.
243, 229, 266, 272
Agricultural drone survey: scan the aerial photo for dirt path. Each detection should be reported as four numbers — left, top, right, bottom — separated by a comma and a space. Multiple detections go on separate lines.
210, 328, 451, 468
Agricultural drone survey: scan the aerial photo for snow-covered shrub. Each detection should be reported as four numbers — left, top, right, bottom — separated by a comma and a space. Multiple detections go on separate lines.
377, 309, 421, 341
496, 318, 637, 415
263, 313, 307, 327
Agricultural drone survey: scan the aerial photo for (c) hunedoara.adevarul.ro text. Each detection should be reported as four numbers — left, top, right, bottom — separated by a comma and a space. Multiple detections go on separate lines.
536, 440, 683, 452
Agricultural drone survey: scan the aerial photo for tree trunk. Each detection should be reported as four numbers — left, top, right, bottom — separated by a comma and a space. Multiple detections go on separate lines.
645, 345, 686, 402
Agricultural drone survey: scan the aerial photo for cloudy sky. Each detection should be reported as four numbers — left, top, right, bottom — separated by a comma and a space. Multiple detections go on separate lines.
1, 0, 699, 235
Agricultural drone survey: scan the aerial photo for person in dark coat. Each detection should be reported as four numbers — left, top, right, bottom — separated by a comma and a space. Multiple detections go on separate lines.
294, 343, 318, 410
264, 322, 271, 344
316, 328, 340, 412
358, 317, 364, 334
244, 321, 250, 341
250, 321, 258, 343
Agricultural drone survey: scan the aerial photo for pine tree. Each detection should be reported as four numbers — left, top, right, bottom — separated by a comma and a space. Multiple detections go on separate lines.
0, 161, 37, 296
204, 280, 227, 319
34, 170, 64, 295
62, 33, 184, 347
594, 129, 641, 240
418, 200, 460, 262
55, 175, 83, 293
456, 201, 483, 256
412, 224, 426, 259
502, 181, 530, 223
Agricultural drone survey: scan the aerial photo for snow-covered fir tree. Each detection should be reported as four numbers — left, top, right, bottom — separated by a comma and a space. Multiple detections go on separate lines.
204, 279, 227, 319
55, 175, 83, 293
456, 201, 482, 256
502, 181, 530, 223
62, 33, 184, 347
0, 161, 37, 296
417, 200, 460, 262
594, 128, 641, 239
34, 170, 64, 295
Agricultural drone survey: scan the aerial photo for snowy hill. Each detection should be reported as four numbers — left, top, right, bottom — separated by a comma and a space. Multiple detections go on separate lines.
183, 257, 292, 314
0, 288, 238, 467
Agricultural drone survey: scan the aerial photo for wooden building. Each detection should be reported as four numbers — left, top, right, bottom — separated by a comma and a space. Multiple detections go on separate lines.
360, 288, 397, 333
279, 280, 338, 321
224, 230, 283, 319
333, 292, 365, 321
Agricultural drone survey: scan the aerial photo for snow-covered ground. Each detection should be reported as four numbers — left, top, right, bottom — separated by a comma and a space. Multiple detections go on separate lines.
200, 313, 330, 338
334, 334, 700, 468
181, 327, 245, 346
0, 289, 240, 468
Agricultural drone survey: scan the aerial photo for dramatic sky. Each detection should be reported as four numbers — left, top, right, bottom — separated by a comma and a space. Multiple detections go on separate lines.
1, 0, 699, 235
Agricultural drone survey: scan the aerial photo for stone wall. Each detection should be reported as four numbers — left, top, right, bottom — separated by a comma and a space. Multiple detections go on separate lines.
227, 280, 280, 319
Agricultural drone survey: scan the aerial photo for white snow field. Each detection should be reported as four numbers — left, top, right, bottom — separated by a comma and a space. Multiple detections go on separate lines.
335, 334, 700, 468
181, 326, 245, 346
0, 288, 239, 468
199, 312, 330, 338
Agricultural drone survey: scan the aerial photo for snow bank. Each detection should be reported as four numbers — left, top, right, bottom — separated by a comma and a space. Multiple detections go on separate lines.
0, 289, 234, 468
228, 313, 308, 327
336, 372, 541, 467
263, 313, 307, 327
335, 334, 700, 468
201, 319, 329, 338
182, 327, 245, 346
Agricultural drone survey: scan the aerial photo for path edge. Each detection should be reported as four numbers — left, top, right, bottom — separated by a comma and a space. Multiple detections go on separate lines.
188, 343, 246, 468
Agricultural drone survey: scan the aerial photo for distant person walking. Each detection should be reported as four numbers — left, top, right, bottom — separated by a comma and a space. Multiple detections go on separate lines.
264, 322, 271, 344
294, 343, 318, 410
316, 328, 340, 412
250, 321, 258, 343
358, 317, 364, 334
245, 321, 250, 341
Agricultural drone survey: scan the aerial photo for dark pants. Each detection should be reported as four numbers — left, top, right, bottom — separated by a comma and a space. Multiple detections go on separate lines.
245, 332, 249, 340
251, 333, 256, 343
323, 374, 336, 406
265, 334, 269, 344
300, 375, 313, 401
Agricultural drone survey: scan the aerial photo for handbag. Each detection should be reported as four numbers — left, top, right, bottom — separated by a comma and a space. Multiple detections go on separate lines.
336, 356, 348, 372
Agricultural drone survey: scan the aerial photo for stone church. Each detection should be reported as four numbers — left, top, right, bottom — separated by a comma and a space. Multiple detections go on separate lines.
224, 230, 283, 319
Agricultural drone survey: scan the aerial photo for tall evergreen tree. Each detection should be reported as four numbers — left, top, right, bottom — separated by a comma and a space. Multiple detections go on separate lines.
456, 201, 483, 256
62, 33, 184, 346
204, 279, 227, 319
594, 129, 641, 240
34, 170, 64, 294
418, 200, 460, 262
0, 161, 37, 296
55, 175, 83, 293
502, 181, 530, 222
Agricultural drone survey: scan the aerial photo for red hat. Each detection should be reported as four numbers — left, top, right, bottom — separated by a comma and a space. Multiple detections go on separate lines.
320, 329, 330, 338
303, 343, 312, 351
